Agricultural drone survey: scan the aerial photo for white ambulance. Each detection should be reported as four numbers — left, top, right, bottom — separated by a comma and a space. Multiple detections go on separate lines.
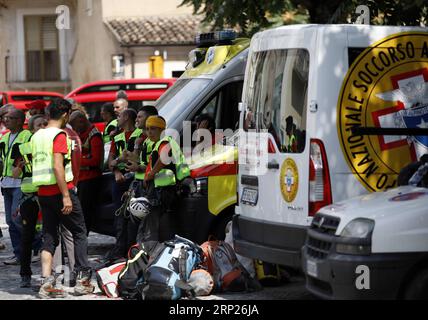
233, 24, 428, 270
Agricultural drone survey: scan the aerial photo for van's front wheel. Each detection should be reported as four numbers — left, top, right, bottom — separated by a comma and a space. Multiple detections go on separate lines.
403, 268, 428, 300
209, 209, 234, 240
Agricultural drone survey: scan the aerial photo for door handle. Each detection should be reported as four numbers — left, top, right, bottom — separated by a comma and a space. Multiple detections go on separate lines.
267, 161, 279, 170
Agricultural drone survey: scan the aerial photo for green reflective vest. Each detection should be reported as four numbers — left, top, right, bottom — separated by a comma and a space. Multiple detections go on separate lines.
288, 134, 296, 153
135, 138, 154, 181
113, 128, 142, 171
0, 129, 32, 178
103, 119, 118, 143
19, 141, 38, 193
151, 136, 190, 188
31, 127, 73, 187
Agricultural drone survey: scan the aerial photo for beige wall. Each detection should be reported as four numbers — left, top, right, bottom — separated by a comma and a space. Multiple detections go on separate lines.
0, 0, 196, 93
0, 0, 75, 93
101, 0, 193, 17
129, 45, 193, 78
73, 0, 194, 82
69, 0, 120, 91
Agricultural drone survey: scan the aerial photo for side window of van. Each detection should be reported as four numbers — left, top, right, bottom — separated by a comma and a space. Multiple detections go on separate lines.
200, 95, 218, 125
194, 81, 243, 132
245, 49, 309, 153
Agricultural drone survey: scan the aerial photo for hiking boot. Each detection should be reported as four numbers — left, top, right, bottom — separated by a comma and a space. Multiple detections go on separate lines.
74, 269, 94, 296
38, 276, 67, 299
20, 275, 32, 288
0, 241, 5, 250
62, 269, 77, 287
4, 256, 20, 265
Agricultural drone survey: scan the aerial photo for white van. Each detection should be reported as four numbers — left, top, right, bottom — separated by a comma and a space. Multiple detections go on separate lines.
303, 180, 428, 299
233, 24, 428, 269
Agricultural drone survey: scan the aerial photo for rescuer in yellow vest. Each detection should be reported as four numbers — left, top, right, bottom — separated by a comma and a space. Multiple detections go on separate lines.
285, 115, 298, 153
0, 108, 32, 266
125, 106, 158, 189
30, 98, 94, 299
12, 114, 47, 288
141, 115, 190, 243
100, 102, 118, 144
123, 106, 158, 246
0, 104, 17, 251
107, 108, 144, 260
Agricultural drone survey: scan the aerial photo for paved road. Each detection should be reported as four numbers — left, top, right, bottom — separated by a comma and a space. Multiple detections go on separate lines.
0, 194, 315, 300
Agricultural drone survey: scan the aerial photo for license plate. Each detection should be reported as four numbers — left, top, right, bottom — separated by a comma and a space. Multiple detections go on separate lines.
306, 259, 318, 278
241, 188, 258, 206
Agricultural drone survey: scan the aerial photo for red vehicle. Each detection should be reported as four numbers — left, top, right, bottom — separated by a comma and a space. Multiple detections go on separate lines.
66, 78, 176, 131
0, 91, 64, 110
0, 91, 64, 136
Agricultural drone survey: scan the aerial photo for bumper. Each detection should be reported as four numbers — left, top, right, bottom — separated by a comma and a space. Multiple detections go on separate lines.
232, 214, 307, 269
302, 246, 425, 300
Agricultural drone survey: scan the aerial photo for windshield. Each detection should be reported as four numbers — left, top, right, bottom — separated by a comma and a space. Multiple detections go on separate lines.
156, 78, 211, 124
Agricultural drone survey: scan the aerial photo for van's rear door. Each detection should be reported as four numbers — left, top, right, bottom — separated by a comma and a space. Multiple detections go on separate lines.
238, 30, 316, 228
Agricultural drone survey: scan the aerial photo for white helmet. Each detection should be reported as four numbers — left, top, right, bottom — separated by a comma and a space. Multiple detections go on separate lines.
128, 197, 151, 220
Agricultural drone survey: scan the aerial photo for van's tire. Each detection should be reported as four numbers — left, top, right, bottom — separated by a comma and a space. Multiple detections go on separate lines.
209, 214, 233, 241
403, 268, 428, 300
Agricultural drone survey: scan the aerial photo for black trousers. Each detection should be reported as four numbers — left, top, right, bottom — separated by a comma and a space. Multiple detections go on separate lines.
127, 180, 144, 249
38, 190, 90, 272
139, 184, 178, 244
77, 176, 101, 234
19, 194, 40, 277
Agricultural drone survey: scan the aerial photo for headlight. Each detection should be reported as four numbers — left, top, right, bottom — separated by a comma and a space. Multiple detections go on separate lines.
340, 218, 374, 238
336, 218, 374, 255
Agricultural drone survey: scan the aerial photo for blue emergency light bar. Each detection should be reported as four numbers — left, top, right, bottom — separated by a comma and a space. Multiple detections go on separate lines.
195, 30, 237, 47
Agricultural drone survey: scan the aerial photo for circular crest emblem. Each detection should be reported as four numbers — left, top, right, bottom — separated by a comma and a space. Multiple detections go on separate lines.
338, 32, 428, 192
280, 158, 299, 202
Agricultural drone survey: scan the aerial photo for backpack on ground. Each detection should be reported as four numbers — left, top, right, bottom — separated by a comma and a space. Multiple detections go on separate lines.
140, 235, 203, 300
201, 239, 262, 293
95, 261, 126, 298
117, 243, 150, 299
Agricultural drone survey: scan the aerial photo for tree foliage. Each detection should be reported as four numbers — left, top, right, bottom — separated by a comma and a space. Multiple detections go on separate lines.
362, 0, 427, 26
180, 0, 297, 36
180, 0, 427, 36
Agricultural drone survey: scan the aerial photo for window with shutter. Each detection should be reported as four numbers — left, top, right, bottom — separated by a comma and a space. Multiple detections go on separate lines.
24, 15, 60, 81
